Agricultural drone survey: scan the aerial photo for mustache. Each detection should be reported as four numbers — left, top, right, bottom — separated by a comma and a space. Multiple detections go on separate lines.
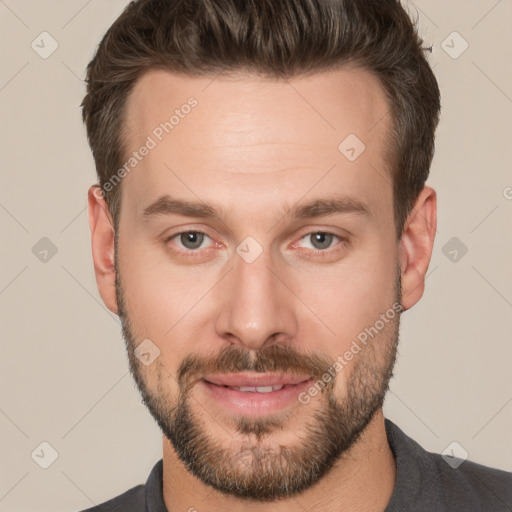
177, 343, 335, 393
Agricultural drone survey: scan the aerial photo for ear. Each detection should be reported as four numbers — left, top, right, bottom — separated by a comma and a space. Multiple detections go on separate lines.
88, 185, 118, 315
398, 186, 437, 311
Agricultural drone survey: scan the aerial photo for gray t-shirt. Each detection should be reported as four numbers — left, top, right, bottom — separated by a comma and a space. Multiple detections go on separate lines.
79, 418, 512, 511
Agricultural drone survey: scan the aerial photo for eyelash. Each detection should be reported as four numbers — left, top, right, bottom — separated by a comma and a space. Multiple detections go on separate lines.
164, 230, 347, 259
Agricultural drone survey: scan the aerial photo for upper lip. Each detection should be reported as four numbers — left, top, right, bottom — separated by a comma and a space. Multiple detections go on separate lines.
203, 372, 312, 387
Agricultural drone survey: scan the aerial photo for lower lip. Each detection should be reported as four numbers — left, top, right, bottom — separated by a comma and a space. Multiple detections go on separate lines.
200, 378, 314, 417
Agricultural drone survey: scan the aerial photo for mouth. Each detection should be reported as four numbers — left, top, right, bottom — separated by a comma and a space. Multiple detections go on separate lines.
202, 372, 312, 388
213, 384, 289, 392
199, 373, 314, 416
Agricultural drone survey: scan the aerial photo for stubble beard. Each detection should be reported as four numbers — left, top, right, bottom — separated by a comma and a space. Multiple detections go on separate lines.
115, 264, 401, 502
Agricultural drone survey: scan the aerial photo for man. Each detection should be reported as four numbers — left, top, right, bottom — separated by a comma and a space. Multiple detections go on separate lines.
80, 0, 512, 510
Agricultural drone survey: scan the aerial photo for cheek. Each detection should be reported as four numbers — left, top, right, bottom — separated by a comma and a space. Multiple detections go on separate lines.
121, 266, 209, 343
118, 229, 190, 312
321, 241, 397, 304
117, 236, 222, 378
293, 239, 398, 359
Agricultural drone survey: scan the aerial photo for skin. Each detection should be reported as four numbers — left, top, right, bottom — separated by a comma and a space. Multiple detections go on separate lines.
88, 67, 436, 511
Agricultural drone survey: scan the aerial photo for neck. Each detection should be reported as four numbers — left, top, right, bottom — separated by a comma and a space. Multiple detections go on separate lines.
162, 409, 396, 512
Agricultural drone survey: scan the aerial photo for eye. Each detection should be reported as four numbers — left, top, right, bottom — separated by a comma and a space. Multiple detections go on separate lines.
295, 231, 345, 253
166, 231, 214, 253
164, 229, 347, 260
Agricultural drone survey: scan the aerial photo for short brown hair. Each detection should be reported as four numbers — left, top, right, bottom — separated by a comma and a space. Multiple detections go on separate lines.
81, 0, 440, 235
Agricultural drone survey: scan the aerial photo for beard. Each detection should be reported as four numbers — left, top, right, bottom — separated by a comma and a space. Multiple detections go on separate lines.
115, 265, 401, 502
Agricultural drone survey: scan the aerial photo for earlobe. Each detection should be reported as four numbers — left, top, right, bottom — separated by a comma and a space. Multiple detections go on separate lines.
399, 186, 437, 311
88, 185, 118, 315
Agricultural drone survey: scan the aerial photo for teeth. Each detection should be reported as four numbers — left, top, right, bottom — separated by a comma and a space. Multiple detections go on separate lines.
231, 385, 284, 393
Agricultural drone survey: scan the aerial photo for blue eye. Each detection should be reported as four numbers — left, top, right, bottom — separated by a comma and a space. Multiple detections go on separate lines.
306, 232, 337, 250
177, 231, 208, 250
165, 229, 346, 260
166, 231, 213, 253
297, 232, 342, 251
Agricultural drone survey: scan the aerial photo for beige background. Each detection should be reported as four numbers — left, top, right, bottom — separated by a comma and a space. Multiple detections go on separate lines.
1, 1, 511, 511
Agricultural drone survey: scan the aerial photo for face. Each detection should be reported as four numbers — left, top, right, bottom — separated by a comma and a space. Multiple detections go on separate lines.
112, 67, 403, 500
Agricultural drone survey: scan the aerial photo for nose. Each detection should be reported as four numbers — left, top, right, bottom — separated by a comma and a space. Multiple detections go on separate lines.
214, 246, 298, 351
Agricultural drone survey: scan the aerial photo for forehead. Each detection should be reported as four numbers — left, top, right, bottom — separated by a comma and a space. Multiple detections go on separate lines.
124, 66, 390, 151
120, 67, 392, 222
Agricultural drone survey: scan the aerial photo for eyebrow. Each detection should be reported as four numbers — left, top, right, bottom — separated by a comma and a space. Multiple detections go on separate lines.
142, 194, 370, 221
